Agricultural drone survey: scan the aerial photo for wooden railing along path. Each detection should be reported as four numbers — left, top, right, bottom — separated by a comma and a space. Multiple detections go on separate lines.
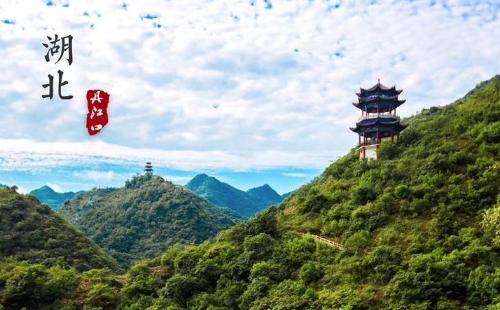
299, 232, 344, 250
280, 205, 344, 250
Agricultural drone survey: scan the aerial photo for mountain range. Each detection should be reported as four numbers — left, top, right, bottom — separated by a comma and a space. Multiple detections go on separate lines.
57, 173, 243, 267
27, 175, 288, 218
29, 185, 84, 210
186, 173, 290, 218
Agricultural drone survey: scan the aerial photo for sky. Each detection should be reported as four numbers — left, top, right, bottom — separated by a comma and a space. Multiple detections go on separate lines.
0, 0, 499, 195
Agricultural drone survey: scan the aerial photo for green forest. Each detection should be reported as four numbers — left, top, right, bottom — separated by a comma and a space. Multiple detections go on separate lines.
57, 174, 242, 267
1, 75, 500, 309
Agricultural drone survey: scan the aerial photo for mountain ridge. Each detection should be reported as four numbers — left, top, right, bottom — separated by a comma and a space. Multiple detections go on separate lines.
30, 185, 84, 210
0, 186, 121, 272
185, 174, 287, 218
58, 173, 243, 267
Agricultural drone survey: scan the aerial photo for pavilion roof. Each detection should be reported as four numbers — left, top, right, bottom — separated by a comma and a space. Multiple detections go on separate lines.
349, 120, 407, 133
352, 99, 406, 109
356, 79, 402, 96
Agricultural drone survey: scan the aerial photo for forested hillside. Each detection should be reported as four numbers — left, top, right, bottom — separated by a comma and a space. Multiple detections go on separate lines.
58, 173, 242, 267
2, 76, 500, 310
0, 186, 121, 272
108, 75, 500, 309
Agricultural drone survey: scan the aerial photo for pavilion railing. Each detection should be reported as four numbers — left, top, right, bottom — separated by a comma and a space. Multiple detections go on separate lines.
357, 113, 400, 123
357, 143, 379, 150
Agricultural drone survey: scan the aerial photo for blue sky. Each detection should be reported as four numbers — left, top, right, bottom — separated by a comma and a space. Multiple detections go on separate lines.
0, 0, 499, 194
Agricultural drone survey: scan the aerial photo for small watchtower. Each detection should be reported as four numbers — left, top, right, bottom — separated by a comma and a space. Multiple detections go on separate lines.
144, 162, 153, 174
350, 80, 407, 160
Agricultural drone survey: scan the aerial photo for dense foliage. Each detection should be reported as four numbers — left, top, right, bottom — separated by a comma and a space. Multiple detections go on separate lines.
186, 174, 286, 218
0, 258, 122, 310
30, 185, 83, 210
58, 174, 242, 267
115, 75, 500, 309
0, 186, 121, 273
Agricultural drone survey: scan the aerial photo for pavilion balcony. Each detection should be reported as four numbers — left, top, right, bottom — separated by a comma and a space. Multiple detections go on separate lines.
357, 113, 400, 123
357, 142, 379, 148
357, 143, 379, 160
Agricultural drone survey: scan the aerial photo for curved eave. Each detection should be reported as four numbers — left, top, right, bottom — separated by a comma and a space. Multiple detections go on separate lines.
358, 116, 401, 123
357, 119, 402, 126
357, 87, 403, 96
352, 99, 406, 109
351, 121, 407, 132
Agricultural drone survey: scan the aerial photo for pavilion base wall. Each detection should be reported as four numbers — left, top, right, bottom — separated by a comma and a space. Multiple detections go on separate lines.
358, 144, 378, 160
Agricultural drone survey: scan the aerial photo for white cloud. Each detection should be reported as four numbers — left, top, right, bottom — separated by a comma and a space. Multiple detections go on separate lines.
46, 182, 64, 192
16, 185, 29, 194
0, 0, 498, 172
164, 175, 194, 185
71, 170, 122, 181
0, 138, 337, 172
282, 173, 310, 178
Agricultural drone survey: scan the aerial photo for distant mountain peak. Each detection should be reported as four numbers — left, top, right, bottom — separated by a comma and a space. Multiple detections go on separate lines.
186, 174, 286, 218
247, 183, 282, 205
39, 185, 55, 191
248, 183, 273, 191
30, 185, 82, 210
191, 173, 214, 181
187, 173, 222, 187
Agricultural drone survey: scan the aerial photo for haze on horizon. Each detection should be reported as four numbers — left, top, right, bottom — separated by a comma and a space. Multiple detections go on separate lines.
0, 0, 498, 192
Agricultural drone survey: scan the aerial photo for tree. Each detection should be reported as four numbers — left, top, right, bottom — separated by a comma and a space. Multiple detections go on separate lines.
299, 261, 324, 285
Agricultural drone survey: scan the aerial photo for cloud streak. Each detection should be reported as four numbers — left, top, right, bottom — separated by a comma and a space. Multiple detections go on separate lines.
0, 139, 338, 172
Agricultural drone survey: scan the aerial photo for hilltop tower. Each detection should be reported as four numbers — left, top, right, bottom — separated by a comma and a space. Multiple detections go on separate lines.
144, 161, 153, 174
350, 80, 407, 160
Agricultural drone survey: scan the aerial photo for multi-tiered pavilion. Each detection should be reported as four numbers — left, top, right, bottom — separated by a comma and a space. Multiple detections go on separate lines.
144, 162, 154, 174
350, 80, 407, 160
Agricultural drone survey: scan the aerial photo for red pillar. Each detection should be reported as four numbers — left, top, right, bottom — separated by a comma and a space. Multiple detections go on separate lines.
363, 136, 367, 159
391, 130, 394, 142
